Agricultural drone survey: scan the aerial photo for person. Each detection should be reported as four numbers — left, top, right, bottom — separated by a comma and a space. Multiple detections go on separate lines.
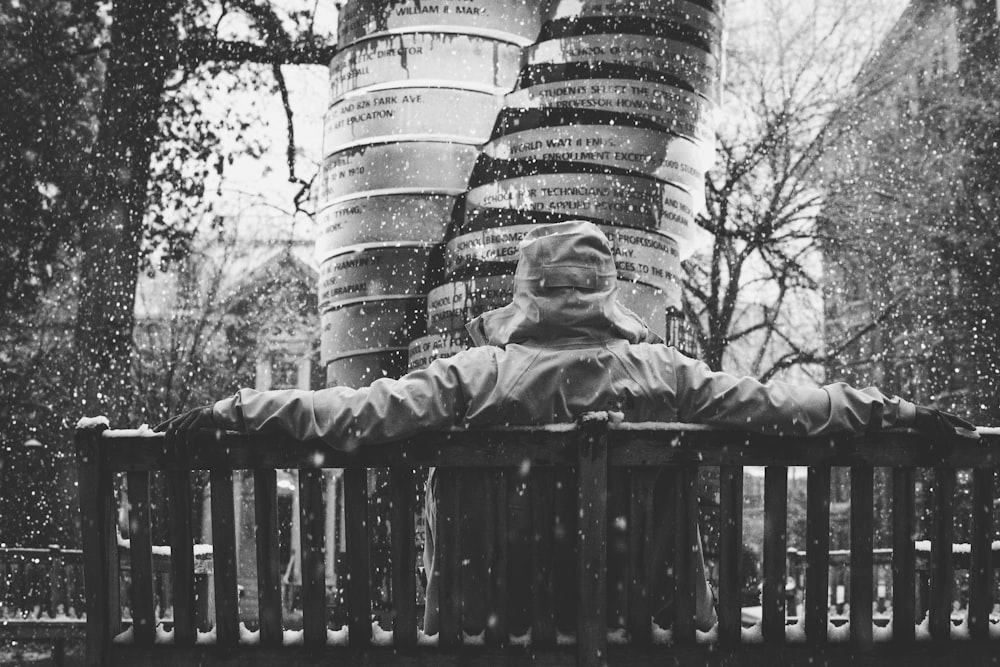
157, 220, 978, 634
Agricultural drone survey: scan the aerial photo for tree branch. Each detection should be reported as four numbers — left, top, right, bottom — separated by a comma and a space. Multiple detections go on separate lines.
178, 38, 336, 67
272, 63, 314, 213
758, 289, 909, 382
1, 43, 109, 74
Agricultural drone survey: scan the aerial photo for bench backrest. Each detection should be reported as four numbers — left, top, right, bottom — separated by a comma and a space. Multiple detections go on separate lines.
74, 421, 1000, 666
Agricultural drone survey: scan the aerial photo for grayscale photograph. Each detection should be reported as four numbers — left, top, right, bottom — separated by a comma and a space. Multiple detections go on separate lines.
1, 0, 997, 665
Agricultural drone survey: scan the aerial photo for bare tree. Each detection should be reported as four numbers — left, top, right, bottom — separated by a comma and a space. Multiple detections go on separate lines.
818, 0, 1000, 422
685, 0, 905, 378
71, 0, 335, 425
131, 219, 320, 425
1, 0, 332, 544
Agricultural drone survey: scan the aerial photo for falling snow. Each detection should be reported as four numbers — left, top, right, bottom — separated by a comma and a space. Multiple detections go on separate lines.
3, 0, 1000, 664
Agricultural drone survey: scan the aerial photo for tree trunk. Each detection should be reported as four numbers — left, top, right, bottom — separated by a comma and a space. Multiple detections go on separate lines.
74, 0, 183, 423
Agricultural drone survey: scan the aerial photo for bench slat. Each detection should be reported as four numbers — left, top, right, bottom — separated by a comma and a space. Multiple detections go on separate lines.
576, 422, 608, 667
389, 467, 417, 647
125, 471, 156, 645
299, 467, 327, 648
892, 467, 916, 644
457, 473, 486, 635
605, 469, 627, 638
166, 470, 196, 645
930, 466, 954, 641
485, 471, 508, 647
626, 468, 653, 645
209, 469, 238, 648
763, 466, 788, 645
77, 428, 117, 667
531, 468, 556, 647
673, 465, 698, 645
969, 468, 994, 640
252, 468, 282, 647
345, 467, 372, 647
719, 464, 744, 645
436, 470, 462, 647
850, 466, 874, 647
805, 466, 830, 644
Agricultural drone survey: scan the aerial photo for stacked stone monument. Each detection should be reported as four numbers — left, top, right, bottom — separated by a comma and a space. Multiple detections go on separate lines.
408, 0, 722, 369
319, 0, 540, 386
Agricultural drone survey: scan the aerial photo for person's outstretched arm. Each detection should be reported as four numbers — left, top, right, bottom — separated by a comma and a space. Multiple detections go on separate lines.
156, 347, 499, 449
666, 348, 976, 438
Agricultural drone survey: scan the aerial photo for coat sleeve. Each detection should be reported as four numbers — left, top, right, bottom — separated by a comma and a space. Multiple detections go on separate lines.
668, 348, 916, 435
211, 347, 499, 450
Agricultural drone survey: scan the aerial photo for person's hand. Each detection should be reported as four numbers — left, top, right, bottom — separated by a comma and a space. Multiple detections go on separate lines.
913, 406, 979, 440
154, 405, 218, 440
155, 405, 225, 459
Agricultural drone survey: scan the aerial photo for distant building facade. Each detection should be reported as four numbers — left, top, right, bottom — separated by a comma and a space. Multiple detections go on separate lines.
819, 0, 999, 590
820, 0, 999, 422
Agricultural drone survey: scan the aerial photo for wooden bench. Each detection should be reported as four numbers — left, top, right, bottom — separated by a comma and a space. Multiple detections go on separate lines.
75, 419, 1000, 666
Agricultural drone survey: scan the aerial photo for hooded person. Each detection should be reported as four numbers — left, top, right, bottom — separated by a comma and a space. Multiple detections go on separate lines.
158, 220, 978, 634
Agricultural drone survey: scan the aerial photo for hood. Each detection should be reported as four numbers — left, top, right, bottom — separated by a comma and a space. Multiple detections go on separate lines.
466, 221, 663, 346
